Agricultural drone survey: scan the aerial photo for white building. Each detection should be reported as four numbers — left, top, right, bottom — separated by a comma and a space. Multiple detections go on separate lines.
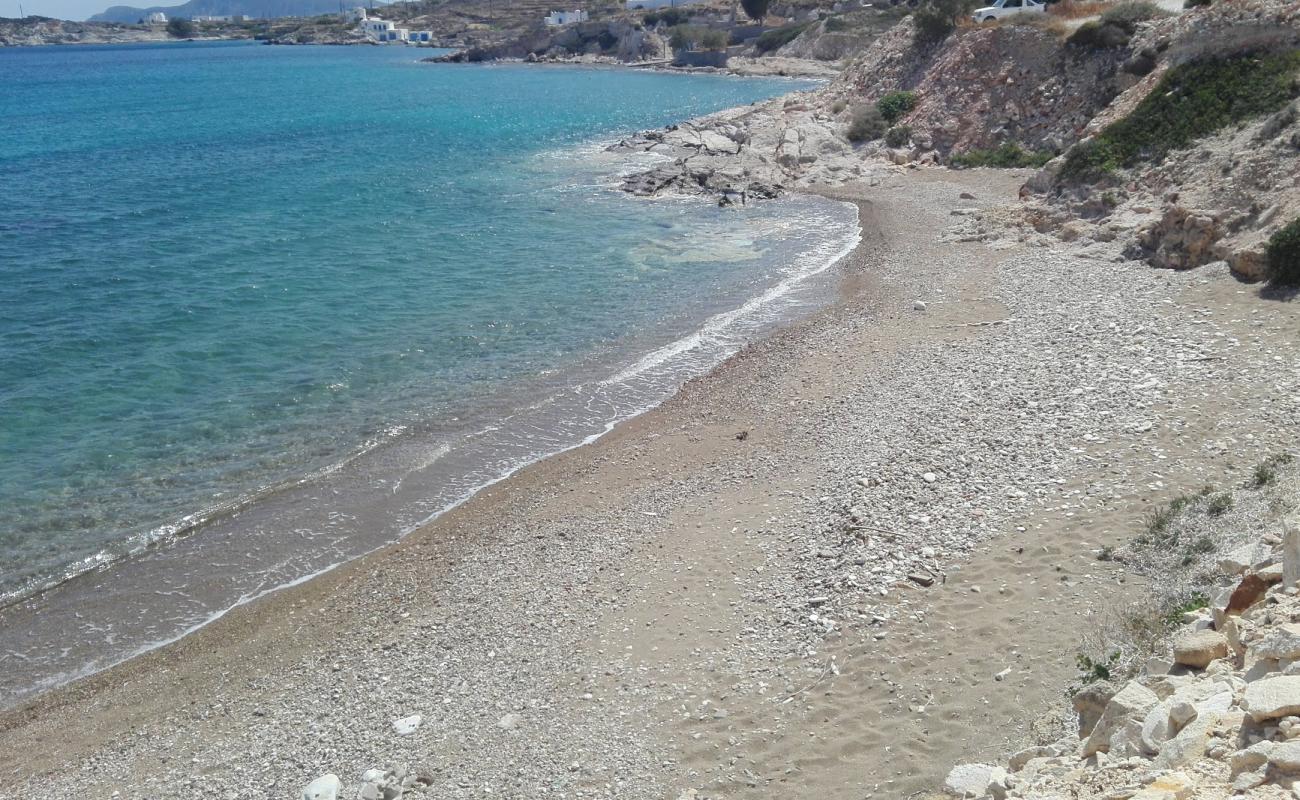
340, 6, 366, 22
361, 17, 408, 41
544, 8, 588, 25
408, 30, 432, 42
141, 11, 167, 24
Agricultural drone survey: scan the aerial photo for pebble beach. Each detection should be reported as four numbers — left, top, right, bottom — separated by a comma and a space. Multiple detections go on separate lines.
5, 165, 1300, 799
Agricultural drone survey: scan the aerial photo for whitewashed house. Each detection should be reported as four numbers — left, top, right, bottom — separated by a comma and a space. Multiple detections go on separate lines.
361, 17, 410, 41
544, 8, 588, 25
141, 11, 167, 24
408, 30, 433, 42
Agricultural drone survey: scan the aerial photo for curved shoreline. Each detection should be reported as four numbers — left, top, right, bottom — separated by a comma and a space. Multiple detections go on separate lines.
7, 168, 1299, 800
0, 192, 860, 711
0, 187, 874, 716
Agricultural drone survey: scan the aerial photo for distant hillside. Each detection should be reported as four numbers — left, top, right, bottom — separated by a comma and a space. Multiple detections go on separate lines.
90, 0, 363, 23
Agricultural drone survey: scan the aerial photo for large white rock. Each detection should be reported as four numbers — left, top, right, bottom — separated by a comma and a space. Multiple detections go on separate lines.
1219, 542, 1268, 575
1084, 682, 1159, 757
1283, 515, 1300, 588
1244, 675, 1300, 722
392, 714, 422, 736
1172, 629, 1228, 669
1251, 623, 1300, 663
1269, 740, 1300, 774
302, 774, 341, 800
1131, 771, 1195, 800
942, 763, 1007, 798
1154, 711, 1220, 769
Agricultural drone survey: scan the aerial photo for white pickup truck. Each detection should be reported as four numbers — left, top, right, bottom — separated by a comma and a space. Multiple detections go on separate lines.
970, 0, 1047, 23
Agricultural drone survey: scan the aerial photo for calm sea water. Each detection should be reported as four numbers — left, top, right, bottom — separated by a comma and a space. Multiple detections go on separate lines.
0, 40, 858, 704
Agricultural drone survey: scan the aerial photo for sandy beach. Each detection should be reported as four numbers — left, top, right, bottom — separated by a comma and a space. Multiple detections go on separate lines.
4, 166, 1300, 800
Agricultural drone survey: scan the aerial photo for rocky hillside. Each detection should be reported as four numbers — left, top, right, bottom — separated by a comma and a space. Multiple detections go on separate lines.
616, 0, 1299, 285
1020, 0, 1300, 281
427, 18, 665, 63
938, 458, 1300, 799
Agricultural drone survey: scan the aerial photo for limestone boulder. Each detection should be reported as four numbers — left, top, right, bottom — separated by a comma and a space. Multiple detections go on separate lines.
1084, 682, 1159, 757
1071, 680, 1115, 737
1131, 771, 1194, 800
302, 774, 341, 800
1250, 623, 1300, 664
1269, 740, 1300, 773
942, 763, 1007, 798
1243, 675, 1300, 722
1172, 630, 1228, 669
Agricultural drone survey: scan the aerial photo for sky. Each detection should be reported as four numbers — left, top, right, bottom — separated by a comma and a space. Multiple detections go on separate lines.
17, 0, 131, 21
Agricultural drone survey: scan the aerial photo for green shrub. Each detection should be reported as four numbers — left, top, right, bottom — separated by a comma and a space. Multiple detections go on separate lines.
644, 8, 686, 26
830, 98, 848, 114
846, 105, 887, 142
876, 90, 918, 123
913, 0, 970, 45
1099, 0, 1166, 30
1252, 453, 1294, 486
1267, 218, 1300, 286
1183, 0, 1211, 7
741, 0, 772, 23
1206, 492, 1234, 516
754, 22, 811, 53
950, 143, 1054, 168
824, 15, 850, 32
1067, 19, 1132, 48
1060, 50, 1300, 182
885, 125, 912, 147
166, 17, 195, 37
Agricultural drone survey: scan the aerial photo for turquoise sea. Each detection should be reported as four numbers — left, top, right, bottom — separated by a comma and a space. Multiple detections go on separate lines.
0, 40, 858, 704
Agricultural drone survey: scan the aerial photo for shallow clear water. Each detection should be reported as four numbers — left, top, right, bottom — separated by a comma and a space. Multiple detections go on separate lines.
0, 40, 858, 704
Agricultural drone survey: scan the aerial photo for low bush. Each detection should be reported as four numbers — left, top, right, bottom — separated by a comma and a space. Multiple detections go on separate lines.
1183, 0, 1211, 7
846, 105, 887, 142
644, 8, 686, 26
1067, 19, 1131, 48
884, 124, 912, 147
1267, 218, 1300, 286
1099, 0, 1167, 30
754, 22, 811, 53
1252, 453, 1294, 487
166, 17, 195, 37
1060, 49, 1300, 182
876, 90, 918, 123
824, 14, 850, 32
830, 98, 848, 114
913, 0, 969, 45
950, 142, 1054, 167
1206, 491, 1234, 516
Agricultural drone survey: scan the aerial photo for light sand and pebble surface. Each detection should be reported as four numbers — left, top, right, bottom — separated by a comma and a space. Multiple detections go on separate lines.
4, 166, 1300, 800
